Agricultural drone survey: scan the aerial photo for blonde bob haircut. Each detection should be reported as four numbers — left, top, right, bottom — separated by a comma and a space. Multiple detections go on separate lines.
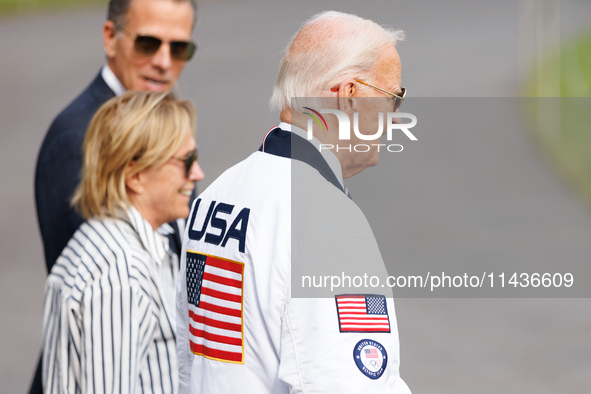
72, 91, 196, 219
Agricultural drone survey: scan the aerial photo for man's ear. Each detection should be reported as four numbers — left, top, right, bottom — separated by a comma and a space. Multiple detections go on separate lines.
103, 20, 118, 59
125, 163, 143, 195
337, 79, 358, 113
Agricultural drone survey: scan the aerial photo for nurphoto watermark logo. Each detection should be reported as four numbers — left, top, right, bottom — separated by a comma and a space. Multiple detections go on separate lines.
302, 106, 418, 153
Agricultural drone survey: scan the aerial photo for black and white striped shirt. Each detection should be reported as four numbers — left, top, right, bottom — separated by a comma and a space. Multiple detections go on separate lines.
42, 207, 179, 394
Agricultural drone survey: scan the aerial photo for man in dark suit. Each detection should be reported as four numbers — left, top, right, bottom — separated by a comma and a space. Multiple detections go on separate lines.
32, 0, 197, 392
36, 0, 197, 273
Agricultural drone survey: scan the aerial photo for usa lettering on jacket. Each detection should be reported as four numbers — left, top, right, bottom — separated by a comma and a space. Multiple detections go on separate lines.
188, 199, 250, 253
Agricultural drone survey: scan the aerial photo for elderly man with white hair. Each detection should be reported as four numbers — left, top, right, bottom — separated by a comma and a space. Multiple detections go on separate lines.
176, 11, 411, 394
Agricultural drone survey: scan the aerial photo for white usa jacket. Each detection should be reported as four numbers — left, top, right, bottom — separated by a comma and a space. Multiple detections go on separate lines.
176, 124, 411, 394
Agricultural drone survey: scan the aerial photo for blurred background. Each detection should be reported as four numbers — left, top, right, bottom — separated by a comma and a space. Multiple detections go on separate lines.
1, 0, 590, 392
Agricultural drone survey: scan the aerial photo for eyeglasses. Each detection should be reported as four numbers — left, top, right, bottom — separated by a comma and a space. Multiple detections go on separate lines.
124, 31, 197, 61
174, 148, 199, 178
354, 79, 406, 112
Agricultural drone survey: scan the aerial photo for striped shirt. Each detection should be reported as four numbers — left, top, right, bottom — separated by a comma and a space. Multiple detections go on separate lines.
42, 207, 179, 394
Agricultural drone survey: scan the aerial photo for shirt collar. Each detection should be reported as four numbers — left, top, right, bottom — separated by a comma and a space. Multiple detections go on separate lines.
101, 64, 126, 97
279, 122, 346, 189
123, 206, 170, 266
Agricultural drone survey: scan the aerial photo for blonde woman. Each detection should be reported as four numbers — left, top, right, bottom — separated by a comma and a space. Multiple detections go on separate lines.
42, 91, 204, 394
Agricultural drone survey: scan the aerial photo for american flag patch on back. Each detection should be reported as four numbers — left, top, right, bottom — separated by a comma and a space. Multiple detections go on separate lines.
335, 294, 391, 333
186, 251, 244, 363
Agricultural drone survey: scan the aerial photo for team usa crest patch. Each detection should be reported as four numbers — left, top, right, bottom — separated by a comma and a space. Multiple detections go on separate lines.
186, 251, 245, 364
335, 294, 391, 333
353, 339, 388, 379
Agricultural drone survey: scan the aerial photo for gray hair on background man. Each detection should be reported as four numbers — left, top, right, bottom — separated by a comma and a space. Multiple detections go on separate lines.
270, 10, 405, 111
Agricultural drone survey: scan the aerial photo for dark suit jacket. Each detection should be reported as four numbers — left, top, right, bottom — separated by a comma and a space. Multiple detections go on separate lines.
35, 71, 116, 273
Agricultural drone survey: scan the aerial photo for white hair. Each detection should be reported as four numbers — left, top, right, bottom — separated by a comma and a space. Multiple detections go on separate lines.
270, 11, 405, 112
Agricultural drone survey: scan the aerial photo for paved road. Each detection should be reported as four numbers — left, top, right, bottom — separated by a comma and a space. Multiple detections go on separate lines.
1, 0, 590, 392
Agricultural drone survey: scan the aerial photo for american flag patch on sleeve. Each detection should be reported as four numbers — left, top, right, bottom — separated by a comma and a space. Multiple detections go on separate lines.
186, 251, 244, 363
335, 294, 391, 333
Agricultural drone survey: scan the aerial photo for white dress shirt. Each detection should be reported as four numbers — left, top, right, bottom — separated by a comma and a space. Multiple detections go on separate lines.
101, 64, 125, 97
43, 206, 179, 394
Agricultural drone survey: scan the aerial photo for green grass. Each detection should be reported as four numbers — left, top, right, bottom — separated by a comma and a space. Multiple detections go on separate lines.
0, 0, 106, 14
524, 32, 591, 203
524, 33, 591, 97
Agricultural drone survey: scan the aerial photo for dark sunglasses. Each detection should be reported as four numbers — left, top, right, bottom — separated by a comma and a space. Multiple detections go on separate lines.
175, 148, 199, 177
127, 32, 197, 61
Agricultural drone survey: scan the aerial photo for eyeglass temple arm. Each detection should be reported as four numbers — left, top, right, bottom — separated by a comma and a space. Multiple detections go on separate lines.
354, 79, 405, 99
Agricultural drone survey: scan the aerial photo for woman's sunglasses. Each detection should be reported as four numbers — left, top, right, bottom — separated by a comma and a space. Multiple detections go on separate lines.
175, 148, 199, 178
